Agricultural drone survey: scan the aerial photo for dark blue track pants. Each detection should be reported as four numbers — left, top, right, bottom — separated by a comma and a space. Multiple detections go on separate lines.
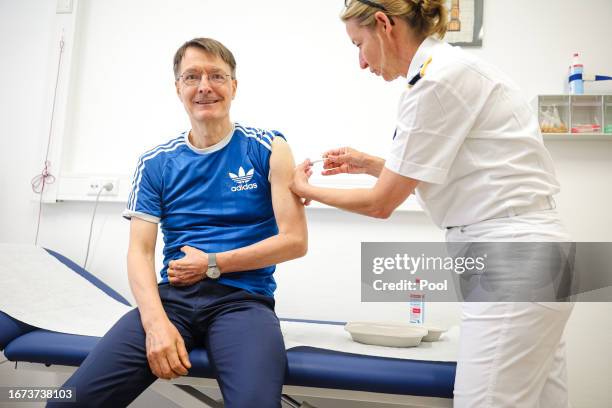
47, 280, 287, 408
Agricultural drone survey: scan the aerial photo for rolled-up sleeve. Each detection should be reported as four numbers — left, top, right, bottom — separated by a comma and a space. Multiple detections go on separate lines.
386, 78, 479, 184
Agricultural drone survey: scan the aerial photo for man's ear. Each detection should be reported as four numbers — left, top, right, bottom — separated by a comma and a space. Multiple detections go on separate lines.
232, 79, 238, 100
175, 81, 182, 100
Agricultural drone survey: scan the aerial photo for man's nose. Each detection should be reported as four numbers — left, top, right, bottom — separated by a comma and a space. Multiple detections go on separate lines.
197, 76, 213, 92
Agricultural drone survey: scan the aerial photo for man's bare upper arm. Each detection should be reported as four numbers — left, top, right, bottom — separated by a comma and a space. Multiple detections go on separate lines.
269, 137, 307, 236
128, 217, 158, 258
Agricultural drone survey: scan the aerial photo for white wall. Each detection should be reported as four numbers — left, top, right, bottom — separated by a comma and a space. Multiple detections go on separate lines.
1, 0, 611, 407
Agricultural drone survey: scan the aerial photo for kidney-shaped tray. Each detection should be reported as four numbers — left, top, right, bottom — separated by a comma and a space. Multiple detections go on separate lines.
344, 322, 429, 348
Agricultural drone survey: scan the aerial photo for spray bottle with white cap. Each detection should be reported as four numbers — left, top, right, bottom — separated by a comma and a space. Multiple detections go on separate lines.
569, 53, 584, 95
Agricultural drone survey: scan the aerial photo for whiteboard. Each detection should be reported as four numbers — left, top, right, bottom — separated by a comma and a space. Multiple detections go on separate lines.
61, 0, 405, 187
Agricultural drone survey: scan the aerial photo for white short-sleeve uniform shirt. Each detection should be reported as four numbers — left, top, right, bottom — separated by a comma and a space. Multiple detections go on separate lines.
385, 37, 560, 229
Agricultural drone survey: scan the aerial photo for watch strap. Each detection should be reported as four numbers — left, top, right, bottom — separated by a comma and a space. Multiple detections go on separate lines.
208, 252, 217, 268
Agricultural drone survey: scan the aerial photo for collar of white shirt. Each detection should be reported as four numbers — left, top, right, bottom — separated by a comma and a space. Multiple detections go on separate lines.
406, 36, 443, 83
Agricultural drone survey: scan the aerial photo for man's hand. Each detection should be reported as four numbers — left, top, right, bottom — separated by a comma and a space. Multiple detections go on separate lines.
290, 159, 313, 206
167, 246, 208, 286
322, 146, 369, 176
145, 319, 191, 380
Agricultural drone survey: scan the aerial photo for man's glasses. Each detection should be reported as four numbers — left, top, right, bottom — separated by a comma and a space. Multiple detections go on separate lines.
344, 0, 395, 25
177, 71, 232, 87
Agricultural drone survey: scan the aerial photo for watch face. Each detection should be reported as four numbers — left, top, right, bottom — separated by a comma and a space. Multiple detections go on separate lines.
207, 267, 221, 279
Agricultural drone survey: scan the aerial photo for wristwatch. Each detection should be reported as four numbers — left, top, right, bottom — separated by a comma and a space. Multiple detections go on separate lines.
206, 253, 221, 280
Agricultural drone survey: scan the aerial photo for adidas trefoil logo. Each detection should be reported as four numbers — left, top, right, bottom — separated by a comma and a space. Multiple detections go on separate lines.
229, 167, 254, 184
229, 167, 258, 192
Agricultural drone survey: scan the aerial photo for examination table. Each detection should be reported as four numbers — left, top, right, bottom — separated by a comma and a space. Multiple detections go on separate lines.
0, 249, 456, 407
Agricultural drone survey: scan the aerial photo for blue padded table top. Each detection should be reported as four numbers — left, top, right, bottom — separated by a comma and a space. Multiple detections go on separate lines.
0, 312, 37, 350
3, 327, 455, 398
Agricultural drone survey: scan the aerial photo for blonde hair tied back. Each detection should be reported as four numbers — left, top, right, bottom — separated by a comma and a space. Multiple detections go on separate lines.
341, 0, 448, 40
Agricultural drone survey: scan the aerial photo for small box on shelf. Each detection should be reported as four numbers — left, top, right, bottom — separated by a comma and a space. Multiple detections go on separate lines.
604, 96, 612, 134
570, 95, 602, 134
538, 95, 568, 133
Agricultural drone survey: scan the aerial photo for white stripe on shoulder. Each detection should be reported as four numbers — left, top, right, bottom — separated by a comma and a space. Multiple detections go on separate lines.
128, 136, 186, 210
260, 131, 273, 144
235, 124, 272, 151
128, 135, 184, 201
129, 140, 185, 210
128, 138, 182, 208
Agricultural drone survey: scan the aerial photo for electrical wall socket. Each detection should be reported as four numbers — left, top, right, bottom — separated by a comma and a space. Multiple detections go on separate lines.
56, 0, 73, 14
87, 178, 119, 196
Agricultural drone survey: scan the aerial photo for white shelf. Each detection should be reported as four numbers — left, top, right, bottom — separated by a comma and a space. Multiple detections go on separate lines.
536, 94, 612, 142
543, 133, 612, 141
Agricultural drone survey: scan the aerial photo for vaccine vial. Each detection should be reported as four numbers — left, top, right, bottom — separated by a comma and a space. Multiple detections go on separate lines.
410, 293, 425, 324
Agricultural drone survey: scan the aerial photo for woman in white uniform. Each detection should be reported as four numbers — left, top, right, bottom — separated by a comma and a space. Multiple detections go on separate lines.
290, 1, 573, 407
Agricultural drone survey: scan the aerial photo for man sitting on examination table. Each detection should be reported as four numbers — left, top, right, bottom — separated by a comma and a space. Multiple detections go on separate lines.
48, 38, 307, 408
